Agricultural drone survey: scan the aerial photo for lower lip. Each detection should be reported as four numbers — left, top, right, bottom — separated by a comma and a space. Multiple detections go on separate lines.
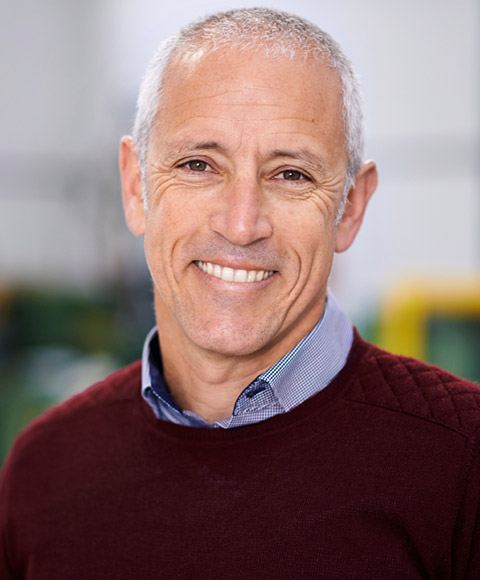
192, 262, 277, 288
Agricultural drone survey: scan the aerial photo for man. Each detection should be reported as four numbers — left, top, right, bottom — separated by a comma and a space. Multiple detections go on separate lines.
1, 8, 479, 579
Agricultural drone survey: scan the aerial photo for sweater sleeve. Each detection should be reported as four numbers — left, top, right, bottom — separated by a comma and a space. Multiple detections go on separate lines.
454, 433, 480, 578
0, 455, 18, 580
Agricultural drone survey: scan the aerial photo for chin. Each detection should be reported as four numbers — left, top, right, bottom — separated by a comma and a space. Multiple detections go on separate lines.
185, 322, 275, 358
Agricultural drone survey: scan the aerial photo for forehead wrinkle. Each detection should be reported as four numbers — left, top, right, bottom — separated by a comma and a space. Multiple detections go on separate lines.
152, 113, 322, 140
164, 111, 314, 136
168, 140, 223, 153
165, 90, 233, 112
164, 91, 285, 116
249, 116, 324, 124
165, 82, 301, 108
170, 115, 230, 127
168, 101, 287, 116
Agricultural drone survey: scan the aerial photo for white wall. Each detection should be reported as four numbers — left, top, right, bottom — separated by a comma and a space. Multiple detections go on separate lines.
0, 0, 478, 319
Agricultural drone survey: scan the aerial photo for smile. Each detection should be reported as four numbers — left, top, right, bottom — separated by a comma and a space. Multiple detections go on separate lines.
194, 261, 275, 283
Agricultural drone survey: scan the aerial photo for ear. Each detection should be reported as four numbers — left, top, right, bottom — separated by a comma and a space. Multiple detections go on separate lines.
119, 136, 146, 236
335, 160, 378, 253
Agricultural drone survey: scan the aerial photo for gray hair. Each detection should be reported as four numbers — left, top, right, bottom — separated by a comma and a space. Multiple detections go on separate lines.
132, 8, 364, 220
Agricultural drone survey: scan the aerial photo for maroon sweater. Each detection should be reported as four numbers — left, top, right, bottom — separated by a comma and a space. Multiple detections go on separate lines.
1, 333, 480, 579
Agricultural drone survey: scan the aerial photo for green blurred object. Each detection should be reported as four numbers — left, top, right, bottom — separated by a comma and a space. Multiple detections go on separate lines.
427, 316, 480, 382
0, 284, 153, 465
0, 376, 55, 462
11, 289, 123, 354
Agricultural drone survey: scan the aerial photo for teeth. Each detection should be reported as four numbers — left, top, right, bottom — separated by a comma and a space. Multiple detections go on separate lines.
196, 261, 274, 283
222, 267, 234, 282
234, 269, 248, 282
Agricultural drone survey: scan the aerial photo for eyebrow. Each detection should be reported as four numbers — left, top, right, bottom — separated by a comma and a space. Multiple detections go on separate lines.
266, 148, 328, 174
163, 140, 228, 162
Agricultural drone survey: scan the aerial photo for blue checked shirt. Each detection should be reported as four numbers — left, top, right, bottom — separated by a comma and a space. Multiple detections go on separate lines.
141, 292, 353, 428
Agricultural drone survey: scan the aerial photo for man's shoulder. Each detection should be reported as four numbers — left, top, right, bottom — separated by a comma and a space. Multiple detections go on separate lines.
5, 360, 142, 464
347, 335, 480, 438
29, 359, 141, 428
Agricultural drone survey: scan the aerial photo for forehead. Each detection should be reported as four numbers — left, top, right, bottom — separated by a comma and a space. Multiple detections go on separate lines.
151, 47, 345, 158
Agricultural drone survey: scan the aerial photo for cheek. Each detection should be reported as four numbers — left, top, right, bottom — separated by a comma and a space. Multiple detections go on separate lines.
142, 206, 173, 280
281, 205, 335, 265
290, 229, 335, 298
148, 182, 211, 231
143, 194, 203, 276
147, 188, 185, 232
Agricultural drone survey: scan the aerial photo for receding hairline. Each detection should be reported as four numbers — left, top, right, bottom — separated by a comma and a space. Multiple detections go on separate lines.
157, 24, 346, 103
158, 41, 343, 106
171, 7, 346, 60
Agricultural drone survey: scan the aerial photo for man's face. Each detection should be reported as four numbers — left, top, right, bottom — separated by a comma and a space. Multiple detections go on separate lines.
126, 48, 354, 360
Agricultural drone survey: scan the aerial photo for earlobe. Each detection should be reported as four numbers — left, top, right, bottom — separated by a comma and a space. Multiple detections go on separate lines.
119, 136, 146, 236
335, 161, 378, 253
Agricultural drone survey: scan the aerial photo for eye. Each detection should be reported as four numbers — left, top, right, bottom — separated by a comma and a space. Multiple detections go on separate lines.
274, 169, 310, 182
179, 159, 211, 172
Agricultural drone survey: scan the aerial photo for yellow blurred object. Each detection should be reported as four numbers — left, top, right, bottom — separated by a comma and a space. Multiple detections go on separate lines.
379, 277, 480, 362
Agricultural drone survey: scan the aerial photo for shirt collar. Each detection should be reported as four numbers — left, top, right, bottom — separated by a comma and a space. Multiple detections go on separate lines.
141, 291, 352, 427
258, 291, 353, 411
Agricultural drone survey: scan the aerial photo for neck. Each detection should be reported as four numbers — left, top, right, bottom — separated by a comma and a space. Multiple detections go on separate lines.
155, 300, 326, 424
161, 347, 269, 423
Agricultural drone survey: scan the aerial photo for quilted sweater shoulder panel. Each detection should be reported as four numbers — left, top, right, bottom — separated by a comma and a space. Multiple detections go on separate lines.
346, 341, 480, 437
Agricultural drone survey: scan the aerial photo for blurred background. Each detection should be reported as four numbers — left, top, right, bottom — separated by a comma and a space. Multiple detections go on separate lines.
1, 0, 479, 462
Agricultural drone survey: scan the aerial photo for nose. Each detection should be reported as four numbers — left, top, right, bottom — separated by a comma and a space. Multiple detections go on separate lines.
209, 176, 273, 246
